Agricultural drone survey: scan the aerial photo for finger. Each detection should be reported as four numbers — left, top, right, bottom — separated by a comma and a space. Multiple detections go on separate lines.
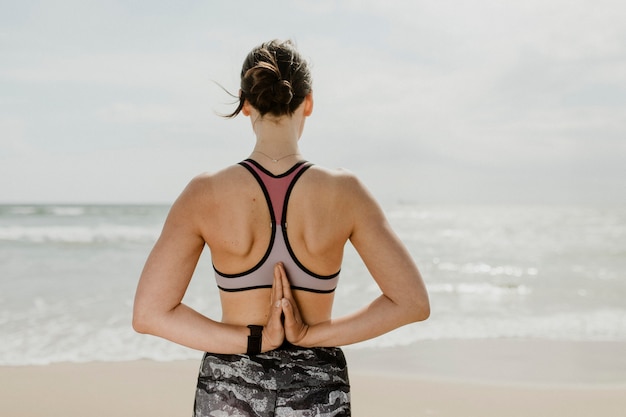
281, 298, 297, 327
272, 263, 284, 305
268, 266, 284, 320
264, 308, 285, 351
266, 293, 284, 336
281, 298, 308, 345
275, 263, 303, 324
281, 292, 303, 326
279, 263, 294, 301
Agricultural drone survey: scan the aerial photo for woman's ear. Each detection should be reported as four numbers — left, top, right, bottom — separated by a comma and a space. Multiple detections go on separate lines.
303, 93, 314, 116
241, 91, 251, 116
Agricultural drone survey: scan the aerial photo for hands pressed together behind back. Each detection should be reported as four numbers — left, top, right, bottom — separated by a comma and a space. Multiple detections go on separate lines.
263, 263, 310, 351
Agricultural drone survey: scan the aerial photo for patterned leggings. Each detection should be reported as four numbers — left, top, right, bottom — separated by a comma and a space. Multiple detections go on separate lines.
194, 344, 351, 417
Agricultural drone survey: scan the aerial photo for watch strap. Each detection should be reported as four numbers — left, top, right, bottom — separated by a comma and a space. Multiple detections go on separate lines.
246, 325, 263, 355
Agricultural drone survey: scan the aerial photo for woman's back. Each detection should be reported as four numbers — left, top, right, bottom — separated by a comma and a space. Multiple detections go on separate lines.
189, 160, 359, 326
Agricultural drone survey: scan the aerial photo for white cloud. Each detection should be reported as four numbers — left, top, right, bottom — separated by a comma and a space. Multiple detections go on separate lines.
1, 0, 625, 203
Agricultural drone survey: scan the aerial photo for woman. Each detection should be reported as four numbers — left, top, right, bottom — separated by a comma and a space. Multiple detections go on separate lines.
133, 39, 430, 416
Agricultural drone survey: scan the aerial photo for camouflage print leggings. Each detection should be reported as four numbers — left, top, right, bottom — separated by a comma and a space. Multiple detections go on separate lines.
194, 344, 351, 417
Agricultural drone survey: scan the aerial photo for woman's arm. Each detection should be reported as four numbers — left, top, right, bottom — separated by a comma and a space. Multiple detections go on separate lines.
282, 174, 430, 347
132, 177, 284, 353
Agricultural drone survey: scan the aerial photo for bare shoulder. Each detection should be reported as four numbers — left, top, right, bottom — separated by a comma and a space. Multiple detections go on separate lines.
298, 165, 383, 233
305, 164, 355, 180
168, 164, 251, 222
181, 164, 247, 199
307, 165, 379, 207
304, 165, 368, 196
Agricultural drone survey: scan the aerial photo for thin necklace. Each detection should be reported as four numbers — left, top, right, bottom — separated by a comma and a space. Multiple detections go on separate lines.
252, 150, 301, 163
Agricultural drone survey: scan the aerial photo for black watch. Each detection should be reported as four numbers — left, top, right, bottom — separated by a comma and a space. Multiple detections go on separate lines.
246, 325, 263, 355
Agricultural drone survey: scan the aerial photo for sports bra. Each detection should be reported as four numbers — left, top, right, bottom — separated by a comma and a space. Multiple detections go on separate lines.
213, 159, 340, 293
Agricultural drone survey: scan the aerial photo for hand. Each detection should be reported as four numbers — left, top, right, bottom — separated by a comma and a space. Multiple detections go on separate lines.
276, 263, 310, 346
262, 264, 285, 351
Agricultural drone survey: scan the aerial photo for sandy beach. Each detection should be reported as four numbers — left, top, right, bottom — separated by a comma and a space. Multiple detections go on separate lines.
2, 340, 625, 417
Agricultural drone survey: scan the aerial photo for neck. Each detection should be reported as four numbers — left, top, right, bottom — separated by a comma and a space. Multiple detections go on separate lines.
252, 138, 300, 161
249, 113, 304, 163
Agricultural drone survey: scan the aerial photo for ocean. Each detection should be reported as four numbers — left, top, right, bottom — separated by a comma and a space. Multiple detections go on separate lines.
1, 203, 625, 365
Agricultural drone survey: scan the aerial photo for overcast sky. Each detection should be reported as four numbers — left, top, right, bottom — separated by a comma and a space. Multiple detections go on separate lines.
1, 0, 625, 205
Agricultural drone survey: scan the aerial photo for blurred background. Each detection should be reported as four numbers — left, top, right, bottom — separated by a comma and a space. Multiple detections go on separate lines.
1, 1, 625, 370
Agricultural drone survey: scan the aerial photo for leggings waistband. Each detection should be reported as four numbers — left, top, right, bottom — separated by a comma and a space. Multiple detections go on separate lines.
198, 346, 349, 391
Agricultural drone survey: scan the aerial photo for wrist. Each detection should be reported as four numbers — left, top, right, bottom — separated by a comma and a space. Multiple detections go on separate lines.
298, 322, 328, 348
246, 325, 263, 355
289, 323, 314, 348
261, 333, 281, 352
302, 325, 315, 347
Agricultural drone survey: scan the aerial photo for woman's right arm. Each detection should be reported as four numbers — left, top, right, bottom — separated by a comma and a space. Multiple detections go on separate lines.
132, 176, 284, 353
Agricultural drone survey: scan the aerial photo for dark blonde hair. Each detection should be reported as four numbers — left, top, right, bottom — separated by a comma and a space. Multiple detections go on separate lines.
226, 39, 312, 118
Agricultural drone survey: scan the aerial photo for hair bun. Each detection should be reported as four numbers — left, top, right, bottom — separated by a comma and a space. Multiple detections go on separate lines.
227, 39, 312, 118
273, 79, 294, 105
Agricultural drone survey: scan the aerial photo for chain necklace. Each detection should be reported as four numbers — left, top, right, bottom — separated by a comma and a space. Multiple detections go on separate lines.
252, 150, 301, 163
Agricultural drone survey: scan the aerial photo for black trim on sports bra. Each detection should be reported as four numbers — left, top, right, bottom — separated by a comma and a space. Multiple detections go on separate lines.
243, 158, 309, 179
211, 162, 277, 278
281, 165, 341, 280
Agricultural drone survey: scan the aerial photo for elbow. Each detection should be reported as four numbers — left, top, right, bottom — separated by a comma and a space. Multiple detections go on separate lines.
413, 299, 430, 322
410, 281, 431, 322
406, 294, 430, 323
390, 292, 430, 325
132, 314, 148, 334
132, 306, 154, 335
